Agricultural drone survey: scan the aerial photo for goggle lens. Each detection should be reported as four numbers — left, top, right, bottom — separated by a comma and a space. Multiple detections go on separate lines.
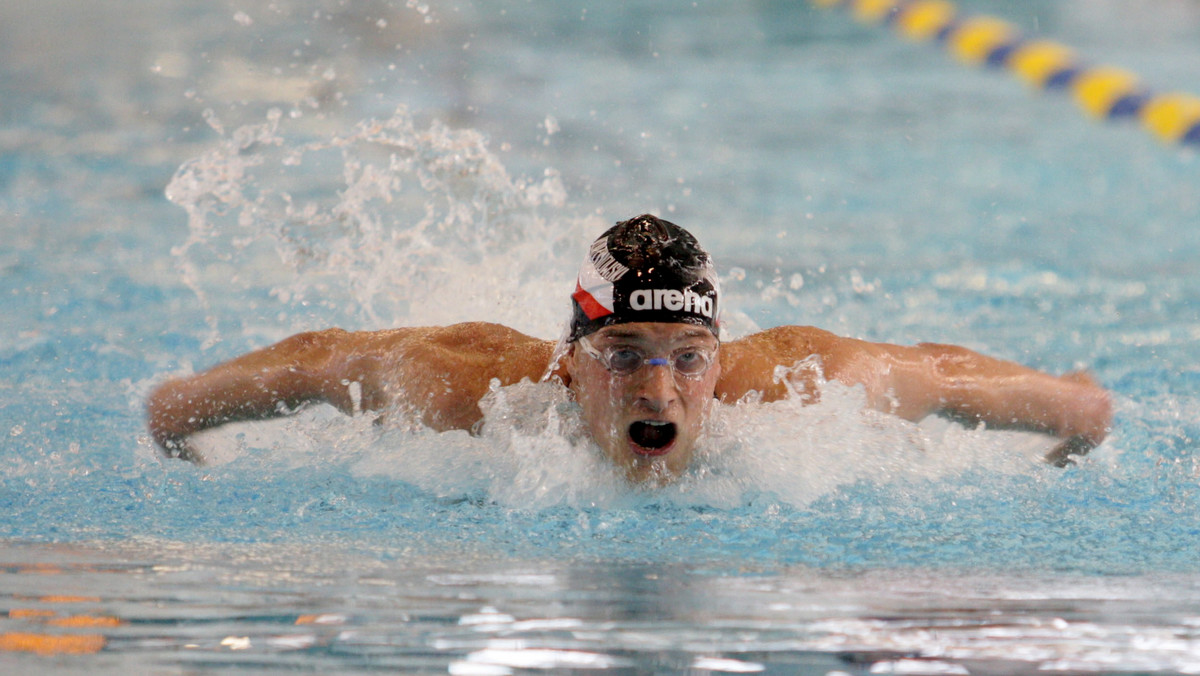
580, 338, 714, 379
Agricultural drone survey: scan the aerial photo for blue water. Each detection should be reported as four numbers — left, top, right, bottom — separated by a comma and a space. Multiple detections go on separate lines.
4, 0, 1200, 672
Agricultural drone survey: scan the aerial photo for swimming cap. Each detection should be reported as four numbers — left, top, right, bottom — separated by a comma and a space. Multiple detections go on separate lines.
568, 214, 720, 342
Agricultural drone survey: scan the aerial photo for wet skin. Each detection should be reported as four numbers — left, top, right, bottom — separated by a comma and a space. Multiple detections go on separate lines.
564, 323, 721, 484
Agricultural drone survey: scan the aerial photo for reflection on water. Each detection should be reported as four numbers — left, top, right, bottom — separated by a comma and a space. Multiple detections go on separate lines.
6, 540, 1200, 673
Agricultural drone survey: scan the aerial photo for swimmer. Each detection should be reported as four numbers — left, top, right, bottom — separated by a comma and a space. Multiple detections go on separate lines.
147, 214, 1112, 482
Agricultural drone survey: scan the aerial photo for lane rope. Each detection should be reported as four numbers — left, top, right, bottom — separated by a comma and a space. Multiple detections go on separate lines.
810, 0, 1200, 146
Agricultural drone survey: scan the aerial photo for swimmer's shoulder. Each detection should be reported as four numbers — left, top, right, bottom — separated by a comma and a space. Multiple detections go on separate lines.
355, 322, 555, 381
717, 326, 841, 403
328, 322, 551, 350
722, 325, 840, 360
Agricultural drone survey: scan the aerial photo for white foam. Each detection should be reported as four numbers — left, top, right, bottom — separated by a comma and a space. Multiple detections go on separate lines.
194, 374, 1053, 511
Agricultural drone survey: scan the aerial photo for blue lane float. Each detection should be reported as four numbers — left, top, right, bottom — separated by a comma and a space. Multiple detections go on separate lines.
811, 0, 1200, 146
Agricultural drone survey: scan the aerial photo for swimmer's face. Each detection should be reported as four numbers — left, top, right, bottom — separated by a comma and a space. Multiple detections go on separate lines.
566, 322, 721, 484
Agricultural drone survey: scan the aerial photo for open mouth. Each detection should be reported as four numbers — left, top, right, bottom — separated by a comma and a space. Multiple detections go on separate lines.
628, 420, 677, 455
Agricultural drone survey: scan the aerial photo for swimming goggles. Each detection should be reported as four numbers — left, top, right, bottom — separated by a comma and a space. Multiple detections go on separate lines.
576, 335, 716, 380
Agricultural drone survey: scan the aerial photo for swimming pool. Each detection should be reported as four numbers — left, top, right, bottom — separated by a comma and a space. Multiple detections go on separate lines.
4, 0, 1200, 672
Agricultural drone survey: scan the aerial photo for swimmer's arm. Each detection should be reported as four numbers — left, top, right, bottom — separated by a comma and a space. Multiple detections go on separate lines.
732, 327, 1113, 466
146, 323, 556, 463
824, 337, 1113, 466
146, 329, 386, 463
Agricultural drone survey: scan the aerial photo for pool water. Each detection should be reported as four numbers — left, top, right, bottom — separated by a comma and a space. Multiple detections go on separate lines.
4, 0, 1200, 672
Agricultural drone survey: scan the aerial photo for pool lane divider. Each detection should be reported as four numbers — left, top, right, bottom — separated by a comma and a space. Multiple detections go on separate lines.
810, 0, 1200, 146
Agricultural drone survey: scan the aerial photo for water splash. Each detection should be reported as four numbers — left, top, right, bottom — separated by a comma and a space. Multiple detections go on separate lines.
166, 106, 584, 343
194, 372, 1051, 513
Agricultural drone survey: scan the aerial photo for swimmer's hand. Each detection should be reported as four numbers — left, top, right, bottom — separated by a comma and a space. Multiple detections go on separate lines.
1041, 370, 1112, 468
144, 330, 349, 466
147, 381, 208, 464
156, 436, 205, 465
147, 382, 205, 465
1043, 434, 1096, 468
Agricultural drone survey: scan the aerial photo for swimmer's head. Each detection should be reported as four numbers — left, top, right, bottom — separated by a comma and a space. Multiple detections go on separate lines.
568, 214, 720, 343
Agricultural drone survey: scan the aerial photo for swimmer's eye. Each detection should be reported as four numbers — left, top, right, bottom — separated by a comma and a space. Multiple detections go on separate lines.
671, 349, 708, 376
607, 348, 644, 374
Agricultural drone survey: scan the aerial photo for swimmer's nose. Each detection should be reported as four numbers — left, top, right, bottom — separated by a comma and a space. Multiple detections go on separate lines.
633, 358, 678, 412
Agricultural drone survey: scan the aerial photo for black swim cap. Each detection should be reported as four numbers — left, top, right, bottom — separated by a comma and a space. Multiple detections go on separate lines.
569, 214, 720, 342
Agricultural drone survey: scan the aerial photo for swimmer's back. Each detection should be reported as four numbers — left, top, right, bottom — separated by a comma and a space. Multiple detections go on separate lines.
326, 322, 557, 430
